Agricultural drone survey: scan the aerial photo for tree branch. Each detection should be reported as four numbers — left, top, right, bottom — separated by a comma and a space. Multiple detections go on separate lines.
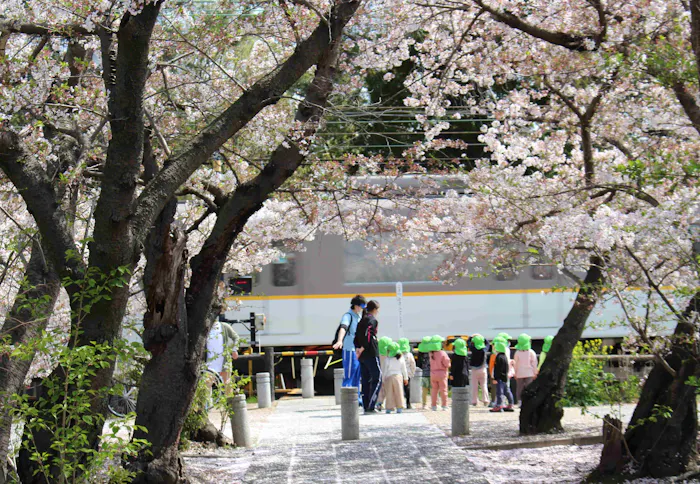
671, 81, 700, 137
471, 0, 603, 51
131, 0, 362, 245
0, 20, 98, 37
0, 131, 83, 279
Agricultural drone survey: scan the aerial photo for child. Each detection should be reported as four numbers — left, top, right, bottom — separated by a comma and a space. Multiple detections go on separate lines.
469, 334, 490, 406
490, 338, 515, 412
417, 336, 432, 409
376, 336, 392, 411
514, 333, 538, 405
450, 338, 469, 388
382, 342, 408, 413
398, 338, 416, 409
497, 332, 516, 407
539, 335, 554, 370
429, 335, 450, 411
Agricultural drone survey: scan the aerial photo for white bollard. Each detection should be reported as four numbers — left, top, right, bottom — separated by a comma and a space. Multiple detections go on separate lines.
341, 387, 360, 440
256, 372, 271, 409
410, 367, 422, 404
451, 386, 470, 437
333, 368, 344, 405
301, 358, 314, 398
229, 394, 252, 447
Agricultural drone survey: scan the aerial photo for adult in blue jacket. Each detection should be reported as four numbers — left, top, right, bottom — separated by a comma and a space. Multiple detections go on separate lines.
332, 294, 366, 404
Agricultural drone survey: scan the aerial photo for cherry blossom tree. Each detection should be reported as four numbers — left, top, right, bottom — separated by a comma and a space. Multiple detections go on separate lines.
1, 0, 367, 481
352, 0, 699, 476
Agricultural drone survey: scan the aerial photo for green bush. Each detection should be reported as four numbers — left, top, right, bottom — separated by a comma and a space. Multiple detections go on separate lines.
562, 340, 641, 407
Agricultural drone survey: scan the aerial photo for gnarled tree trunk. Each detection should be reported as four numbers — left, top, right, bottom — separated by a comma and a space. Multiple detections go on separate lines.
620, 293, 700, 478
126, 5, 358, 479
519, 255, 605, 434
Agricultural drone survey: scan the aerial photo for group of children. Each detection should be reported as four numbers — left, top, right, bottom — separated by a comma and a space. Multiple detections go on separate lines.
369, 332, 555, 414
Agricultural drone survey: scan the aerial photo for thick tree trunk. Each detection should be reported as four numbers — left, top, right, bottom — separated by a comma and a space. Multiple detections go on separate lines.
519, 256, 605, 434
0, 241, 60, 483
619, 293, 700, 478
128, 195, 197, 484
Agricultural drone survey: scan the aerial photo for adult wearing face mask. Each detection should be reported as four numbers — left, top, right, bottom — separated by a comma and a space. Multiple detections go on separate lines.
332, 295, 366, 405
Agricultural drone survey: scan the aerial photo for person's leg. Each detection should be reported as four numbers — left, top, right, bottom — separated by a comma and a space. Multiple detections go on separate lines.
496, 381, 505, 407
367, 357, 382, 411
478, 368, 489, 404
439, 377, 448, 407
471, 371, 479, 405
515, 377, 522, 404
348, 350, 362, 404
360, 360, 370, 411
422, 378, 430, 408
430, 377, 439, 408
342, 350, 353, 387
404, 379, 411, 409
505, 380, 515, 406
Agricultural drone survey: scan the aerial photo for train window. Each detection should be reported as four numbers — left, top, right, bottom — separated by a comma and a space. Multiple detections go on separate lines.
493, 264, 517, 281
272, 254, 296, 287
531, 265, 555, 280
344, 240, 445, 283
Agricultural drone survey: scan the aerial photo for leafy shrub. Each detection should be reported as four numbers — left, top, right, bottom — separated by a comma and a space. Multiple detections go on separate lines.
562, 340, 641, 407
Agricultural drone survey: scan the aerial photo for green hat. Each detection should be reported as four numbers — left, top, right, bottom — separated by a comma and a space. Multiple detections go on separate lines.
453, 338, 467, 356
515, 333, 532, 351
378, 336, 393, 356
497, 332, 512, 342
471, 334, 485, 350
428, 335, 444, 352
418, 336, 432, 353
542, 335, 554, 353
387, 342, 401, 358
494, 339, 508, 354
398, 338, 411, 354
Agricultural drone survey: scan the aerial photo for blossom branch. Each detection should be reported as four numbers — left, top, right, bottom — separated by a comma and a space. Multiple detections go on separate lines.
470, 0, 604, 51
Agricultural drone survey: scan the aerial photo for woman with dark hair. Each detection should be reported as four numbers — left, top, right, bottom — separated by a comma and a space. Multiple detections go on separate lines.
353, 300, 382, 414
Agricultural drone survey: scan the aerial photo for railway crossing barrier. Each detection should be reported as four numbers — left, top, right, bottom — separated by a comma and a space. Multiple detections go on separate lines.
228, 394, 252, 447
256, 372, 271, 408
451, 386, 470, 436
410, 368, 422, 404
341, 387, 360, 440
333, 368, 344, 404
301, 358, 314, 398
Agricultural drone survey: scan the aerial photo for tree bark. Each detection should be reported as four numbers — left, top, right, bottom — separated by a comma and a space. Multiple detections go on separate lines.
618, 293, 700, 478
519, 255, 605, 434
0, 241, 60, 483
127, 5, 357, 479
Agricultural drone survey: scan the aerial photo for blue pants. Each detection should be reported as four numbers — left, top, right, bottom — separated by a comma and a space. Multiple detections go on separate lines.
496, 380, 514, 407
342, 349, 362, 403
359, 357, 382, 411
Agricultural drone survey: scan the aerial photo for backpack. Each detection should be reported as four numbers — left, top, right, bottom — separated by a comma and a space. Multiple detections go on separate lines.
332, 311, 354, 346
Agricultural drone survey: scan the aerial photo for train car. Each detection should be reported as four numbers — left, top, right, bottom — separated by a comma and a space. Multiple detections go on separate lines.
223, 231, 636, 347
222, 231, 640, 393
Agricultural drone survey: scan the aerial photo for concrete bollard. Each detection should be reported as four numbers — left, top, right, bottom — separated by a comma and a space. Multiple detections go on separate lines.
301, 358, 314, 398
333, 368, 344, 405
341, 387, 360, 440
256, 372, 271, 409
229, 394, 252, 447
451, 386, 470, 437
410, 367, 422, 404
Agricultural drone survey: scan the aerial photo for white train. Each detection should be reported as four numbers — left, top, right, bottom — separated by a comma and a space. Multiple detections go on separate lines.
223, 232, 632, 348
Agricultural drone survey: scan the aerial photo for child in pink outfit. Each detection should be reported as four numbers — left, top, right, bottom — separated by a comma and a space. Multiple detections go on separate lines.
428, 336, 451, 411
513, 333, 538, 404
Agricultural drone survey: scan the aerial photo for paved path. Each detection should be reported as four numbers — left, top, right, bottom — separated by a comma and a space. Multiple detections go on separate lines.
237, 397, 484, 483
